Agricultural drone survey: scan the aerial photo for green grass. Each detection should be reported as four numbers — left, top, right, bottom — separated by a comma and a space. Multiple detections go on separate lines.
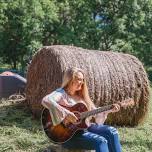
0, 89, 152, 152
118, 88, 152, 152
0, 100, 50, 152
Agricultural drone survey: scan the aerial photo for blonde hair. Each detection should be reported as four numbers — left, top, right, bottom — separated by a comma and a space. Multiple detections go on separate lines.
61, 67, 95, 110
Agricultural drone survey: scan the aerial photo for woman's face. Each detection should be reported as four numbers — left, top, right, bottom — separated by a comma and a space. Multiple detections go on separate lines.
70, 71, 84, 92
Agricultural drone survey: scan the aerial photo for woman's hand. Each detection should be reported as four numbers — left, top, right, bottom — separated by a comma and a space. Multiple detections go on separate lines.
63, 111, 78, 125
111, 103, 120, 113
104, 104, 120, 114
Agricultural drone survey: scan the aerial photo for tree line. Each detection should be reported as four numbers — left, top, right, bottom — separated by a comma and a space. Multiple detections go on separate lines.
0, 0, 152, 70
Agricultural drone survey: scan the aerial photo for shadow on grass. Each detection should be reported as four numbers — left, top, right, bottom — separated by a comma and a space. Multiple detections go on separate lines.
0, 99, 52, 152
0, 99, 42, 134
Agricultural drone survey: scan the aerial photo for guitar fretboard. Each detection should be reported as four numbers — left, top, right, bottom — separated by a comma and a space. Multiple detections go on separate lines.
80, 105, 113, 119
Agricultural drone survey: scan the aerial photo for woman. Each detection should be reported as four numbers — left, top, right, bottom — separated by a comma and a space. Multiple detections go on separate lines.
42, 67, 122, 152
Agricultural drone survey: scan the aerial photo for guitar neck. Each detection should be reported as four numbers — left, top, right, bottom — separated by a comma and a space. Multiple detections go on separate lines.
81, 104, 113, 119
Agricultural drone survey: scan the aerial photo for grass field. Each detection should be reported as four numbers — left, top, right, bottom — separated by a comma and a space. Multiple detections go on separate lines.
0, 89, 152, 152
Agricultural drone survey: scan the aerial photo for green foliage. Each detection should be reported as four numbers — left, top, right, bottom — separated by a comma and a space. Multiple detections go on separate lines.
0, 0, 58, 69
147, 67, 152, 83
110, 0, 152, 66
0, 0, 151, 69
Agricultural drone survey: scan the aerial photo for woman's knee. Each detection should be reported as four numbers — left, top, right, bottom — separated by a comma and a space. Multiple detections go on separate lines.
104, 125, 118, 134
83, 132, 108, 144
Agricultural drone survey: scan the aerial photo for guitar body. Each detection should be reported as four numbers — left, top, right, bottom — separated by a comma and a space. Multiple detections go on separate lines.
41, 98, 134, 144
41, 102, 88, 144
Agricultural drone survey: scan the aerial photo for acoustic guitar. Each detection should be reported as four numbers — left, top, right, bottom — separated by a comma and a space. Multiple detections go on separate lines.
41, 98, 134, 144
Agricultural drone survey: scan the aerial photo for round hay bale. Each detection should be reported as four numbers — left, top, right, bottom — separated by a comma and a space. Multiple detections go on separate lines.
26, 45, 150, 126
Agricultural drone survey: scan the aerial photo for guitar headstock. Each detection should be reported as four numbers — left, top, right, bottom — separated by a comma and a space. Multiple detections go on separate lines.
119, 98, 134, 108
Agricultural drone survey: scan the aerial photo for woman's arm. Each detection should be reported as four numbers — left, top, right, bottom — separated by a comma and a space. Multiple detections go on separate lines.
42, 94, 67, 113
41, 91, 77, 125
104, 103, 120, 114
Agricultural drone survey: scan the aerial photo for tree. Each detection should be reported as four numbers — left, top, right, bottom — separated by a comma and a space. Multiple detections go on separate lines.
0, 0, 58, 69
0, 0, 151, 69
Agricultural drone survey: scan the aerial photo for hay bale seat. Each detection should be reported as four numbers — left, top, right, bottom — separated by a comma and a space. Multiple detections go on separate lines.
26, 45, 150, 126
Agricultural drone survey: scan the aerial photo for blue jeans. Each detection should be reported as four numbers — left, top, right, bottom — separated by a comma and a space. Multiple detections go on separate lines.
62, 124, 122, 152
